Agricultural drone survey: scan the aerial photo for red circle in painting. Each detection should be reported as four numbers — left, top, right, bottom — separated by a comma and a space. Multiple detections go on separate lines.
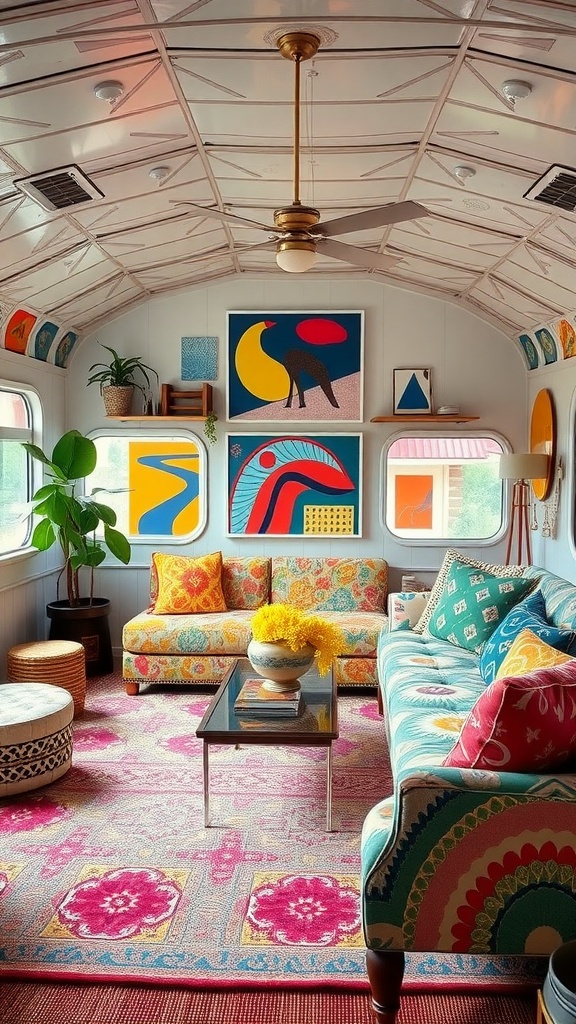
259, 451, 276, 469
296, 318, 348, 345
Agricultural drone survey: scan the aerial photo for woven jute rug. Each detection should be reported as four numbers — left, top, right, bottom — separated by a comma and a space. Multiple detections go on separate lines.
0, 982, 538, 1024
0, 673, 546, 992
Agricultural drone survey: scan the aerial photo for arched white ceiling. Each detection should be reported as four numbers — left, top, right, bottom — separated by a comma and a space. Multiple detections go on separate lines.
1, 0, 576, 346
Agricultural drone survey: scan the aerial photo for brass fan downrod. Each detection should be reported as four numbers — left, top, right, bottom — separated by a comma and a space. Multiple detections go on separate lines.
275, 31, 321, 230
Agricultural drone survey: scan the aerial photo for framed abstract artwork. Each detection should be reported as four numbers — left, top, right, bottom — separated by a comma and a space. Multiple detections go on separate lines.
227, 311, 363, 422
393, 368, 432, 415
181, 336, 218, 380
227, 432, 362, 537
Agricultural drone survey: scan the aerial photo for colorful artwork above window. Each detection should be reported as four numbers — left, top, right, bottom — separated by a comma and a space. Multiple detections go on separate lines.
54, 330, 79, 368
3, 308, 38, 354
554, 317, 576, 360
227, 433, 362, 537
395, 475, 433, 530
534, 324, 559, 364
393, 368, 432, 414
28, 319, 60, 361
517, 332, 540, 369
88, 433, 207, 542
181, 336, 218, 381
227, 311, 363, 422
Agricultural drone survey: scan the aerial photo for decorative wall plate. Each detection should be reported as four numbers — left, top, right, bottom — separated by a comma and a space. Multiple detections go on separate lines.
530, 389, 555, 501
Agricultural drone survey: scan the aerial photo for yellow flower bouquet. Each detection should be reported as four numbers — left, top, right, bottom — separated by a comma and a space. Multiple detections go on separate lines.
250, 603, 346, 676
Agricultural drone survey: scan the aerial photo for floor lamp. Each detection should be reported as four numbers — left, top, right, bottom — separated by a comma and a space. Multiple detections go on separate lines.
499, 453, 549, 565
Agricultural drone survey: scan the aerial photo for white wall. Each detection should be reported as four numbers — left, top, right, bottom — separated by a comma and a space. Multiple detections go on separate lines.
0, 347, 67, 670
61, 276, 528, 652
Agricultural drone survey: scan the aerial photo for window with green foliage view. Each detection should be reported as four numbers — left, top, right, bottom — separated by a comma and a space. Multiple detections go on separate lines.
0, 383, 41, 556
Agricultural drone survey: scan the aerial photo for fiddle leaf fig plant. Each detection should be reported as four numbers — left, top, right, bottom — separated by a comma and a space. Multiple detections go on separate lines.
87, 344, 158, 398
23, 430, 131, 606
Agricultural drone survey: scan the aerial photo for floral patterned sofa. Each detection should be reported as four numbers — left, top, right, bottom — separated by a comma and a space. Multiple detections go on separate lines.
361, 557, 576, 1023
122, 555, 388, 694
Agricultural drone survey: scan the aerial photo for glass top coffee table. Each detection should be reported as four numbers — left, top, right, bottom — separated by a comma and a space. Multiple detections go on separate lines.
196, 657, 338, 831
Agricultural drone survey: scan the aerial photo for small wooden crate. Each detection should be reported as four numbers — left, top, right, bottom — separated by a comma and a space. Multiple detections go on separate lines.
160, 382, 213, 417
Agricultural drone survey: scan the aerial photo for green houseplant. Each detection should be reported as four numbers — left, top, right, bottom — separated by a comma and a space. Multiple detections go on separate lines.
23, 429, 131, 675
87, 344, 159, 416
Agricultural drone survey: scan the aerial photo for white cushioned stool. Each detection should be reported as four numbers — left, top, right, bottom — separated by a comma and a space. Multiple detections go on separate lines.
0, 682, 74, 797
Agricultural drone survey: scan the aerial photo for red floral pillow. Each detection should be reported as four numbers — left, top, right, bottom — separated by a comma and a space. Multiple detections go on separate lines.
443, 657, 576, 772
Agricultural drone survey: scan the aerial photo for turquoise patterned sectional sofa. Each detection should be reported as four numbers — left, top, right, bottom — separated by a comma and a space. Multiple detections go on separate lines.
361, 562, 576, 1023
122, 555, 388, 694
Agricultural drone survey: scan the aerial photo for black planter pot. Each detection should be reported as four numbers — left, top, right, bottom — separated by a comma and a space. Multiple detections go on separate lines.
47, 598, 113, 677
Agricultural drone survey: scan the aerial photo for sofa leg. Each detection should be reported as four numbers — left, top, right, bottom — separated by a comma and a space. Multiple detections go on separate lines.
366, 949, 405, 1023
377, 687, 383, 716
124, 681, 140, 696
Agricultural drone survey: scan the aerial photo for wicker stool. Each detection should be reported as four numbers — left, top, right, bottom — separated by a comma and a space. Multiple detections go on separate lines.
0, 682, 73, 796
7, 640, 86, 717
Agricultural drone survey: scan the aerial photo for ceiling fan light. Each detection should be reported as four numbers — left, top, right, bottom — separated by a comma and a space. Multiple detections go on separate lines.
276, 240, 317, 273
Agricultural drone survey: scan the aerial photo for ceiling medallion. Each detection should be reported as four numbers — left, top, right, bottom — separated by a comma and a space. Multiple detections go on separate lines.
263, 25, 338, 49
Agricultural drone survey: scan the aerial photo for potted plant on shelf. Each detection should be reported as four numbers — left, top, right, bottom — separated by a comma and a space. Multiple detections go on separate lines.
87, 344, 159, 416
247, 603, 346, 693
23, 429, 131, 676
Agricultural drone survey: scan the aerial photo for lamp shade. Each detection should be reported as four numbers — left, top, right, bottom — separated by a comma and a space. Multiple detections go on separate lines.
498, 452, 549, 480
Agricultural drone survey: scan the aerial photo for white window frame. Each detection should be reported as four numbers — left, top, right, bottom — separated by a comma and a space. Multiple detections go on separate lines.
379, 428, 511, 548
0, 379, 43, 561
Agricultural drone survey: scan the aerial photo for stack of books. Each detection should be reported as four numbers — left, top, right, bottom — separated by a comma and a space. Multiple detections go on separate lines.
234, 677, 302, 717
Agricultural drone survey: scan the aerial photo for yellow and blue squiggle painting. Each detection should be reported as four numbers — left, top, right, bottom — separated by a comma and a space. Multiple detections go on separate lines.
128, 440, 205, 538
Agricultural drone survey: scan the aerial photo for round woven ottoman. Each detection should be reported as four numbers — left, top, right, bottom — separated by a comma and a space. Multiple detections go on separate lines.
7, 640, 86, 716
0, 682, 74, 797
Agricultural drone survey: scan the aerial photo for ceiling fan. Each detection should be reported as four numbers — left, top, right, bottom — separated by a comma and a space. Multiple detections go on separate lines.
176, 31, 429, 273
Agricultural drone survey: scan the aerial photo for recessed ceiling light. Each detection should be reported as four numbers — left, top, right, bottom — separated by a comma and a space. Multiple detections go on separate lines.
93, 80, 124, 103
454, 165, 476, 182
502, 80, 532, 107
149, 166, 171, 182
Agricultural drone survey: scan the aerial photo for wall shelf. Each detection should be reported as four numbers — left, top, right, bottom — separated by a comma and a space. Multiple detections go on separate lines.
371, 415, 479, 423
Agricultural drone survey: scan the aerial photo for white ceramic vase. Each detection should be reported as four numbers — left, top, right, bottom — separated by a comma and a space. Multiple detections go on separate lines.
247, 638, 315, 693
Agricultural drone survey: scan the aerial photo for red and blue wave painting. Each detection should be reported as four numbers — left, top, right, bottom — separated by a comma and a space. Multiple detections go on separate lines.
227, 433, 362, 537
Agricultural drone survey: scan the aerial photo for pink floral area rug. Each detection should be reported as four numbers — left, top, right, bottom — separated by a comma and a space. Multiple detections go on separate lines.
0, 673, 546, 992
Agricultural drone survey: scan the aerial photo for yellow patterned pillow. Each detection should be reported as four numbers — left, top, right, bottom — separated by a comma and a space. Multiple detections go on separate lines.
496, 627, 573, 679
151, 551, 227, 614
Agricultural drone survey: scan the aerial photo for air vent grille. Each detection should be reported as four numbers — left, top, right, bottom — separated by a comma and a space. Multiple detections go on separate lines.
524, 164, 576, 212
14, 165, 103, 211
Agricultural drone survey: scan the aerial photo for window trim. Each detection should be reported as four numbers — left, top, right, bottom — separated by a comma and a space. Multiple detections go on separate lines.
0, 379, 43, 562
379, 428, 511, 548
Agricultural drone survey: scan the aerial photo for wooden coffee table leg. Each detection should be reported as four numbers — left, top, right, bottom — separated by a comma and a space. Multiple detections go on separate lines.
326, 742, 333, 831
203, 741, 210, 827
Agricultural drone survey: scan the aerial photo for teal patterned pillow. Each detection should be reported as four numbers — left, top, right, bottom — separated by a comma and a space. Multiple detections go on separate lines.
427, 562, 535, 653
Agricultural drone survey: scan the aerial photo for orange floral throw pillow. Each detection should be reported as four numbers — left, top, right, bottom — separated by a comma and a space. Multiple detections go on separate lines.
151, 551, 227, 614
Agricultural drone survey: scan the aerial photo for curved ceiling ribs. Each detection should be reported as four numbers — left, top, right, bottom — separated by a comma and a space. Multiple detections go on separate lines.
0, 1, 575, 344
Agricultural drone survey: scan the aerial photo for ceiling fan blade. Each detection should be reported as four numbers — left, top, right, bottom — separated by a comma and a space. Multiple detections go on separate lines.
184, 240, 277, 265
317, 237, 399, 271
170, 201, 275, 232
317, 201, 428, 237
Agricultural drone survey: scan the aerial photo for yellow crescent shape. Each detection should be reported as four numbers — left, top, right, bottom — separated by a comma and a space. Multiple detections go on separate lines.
235, 320, 289, 402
